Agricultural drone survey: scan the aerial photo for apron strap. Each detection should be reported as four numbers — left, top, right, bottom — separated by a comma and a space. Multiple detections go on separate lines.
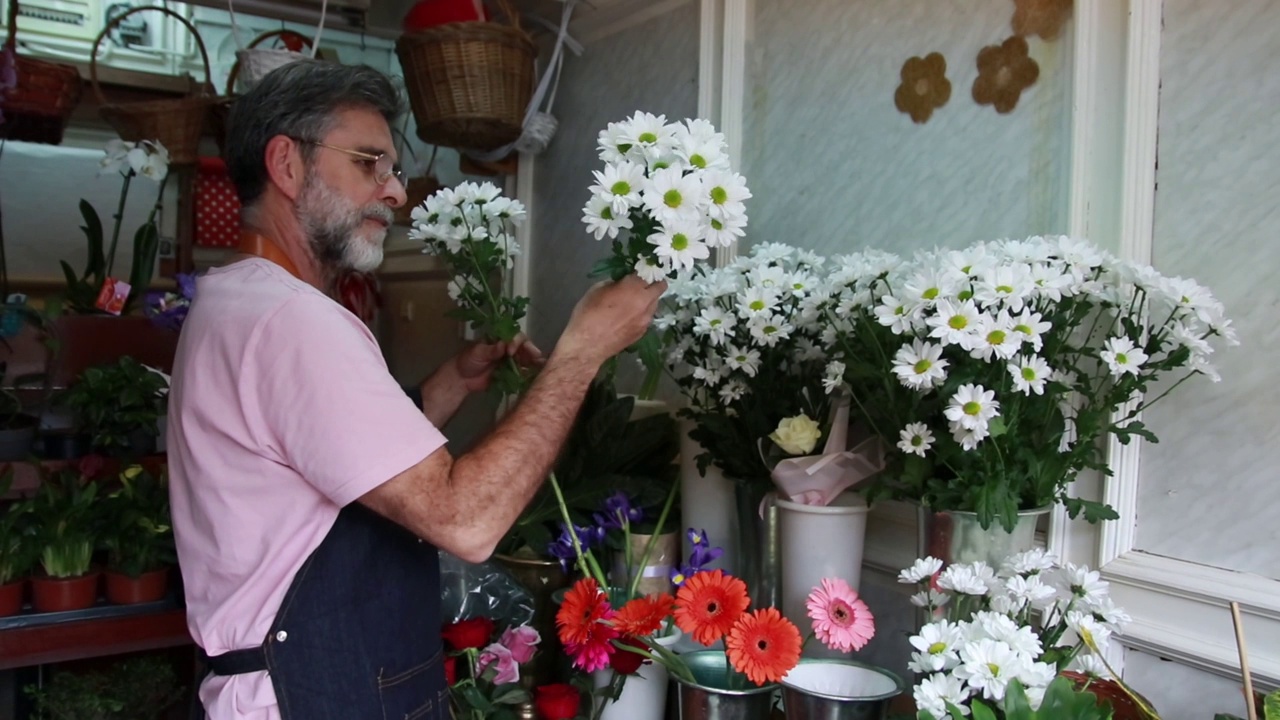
199, 644, 269, 675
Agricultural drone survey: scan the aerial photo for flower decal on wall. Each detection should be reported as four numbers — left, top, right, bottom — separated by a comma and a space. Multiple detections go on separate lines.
894, 52, 952, 124
972, 36, 1040, 114
1012, 0, 1074, 41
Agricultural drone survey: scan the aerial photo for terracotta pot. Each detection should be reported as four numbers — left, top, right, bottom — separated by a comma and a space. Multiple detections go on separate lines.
0, 579, 25, 617
1062, 670, 1156, 720
31, 571, 100, 613
104, 567, 170, 604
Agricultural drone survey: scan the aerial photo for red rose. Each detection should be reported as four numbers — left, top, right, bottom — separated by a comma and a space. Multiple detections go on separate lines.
441, 617, 495, 650
443, 655, 457, 685
533, 683, 580, 720
78, 453, 106, 479
608, 636, 646, 675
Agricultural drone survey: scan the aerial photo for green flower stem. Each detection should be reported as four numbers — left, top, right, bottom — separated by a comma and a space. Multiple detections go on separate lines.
627, 477, 678, 600
638, 639, 696, 685
547, 471, 607, 585
590, 670, 627, 720
105, 171, 134, 278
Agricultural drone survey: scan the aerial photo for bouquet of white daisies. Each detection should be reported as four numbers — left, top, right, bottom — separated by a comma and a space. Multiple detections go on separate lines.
655, 242, 832, 489
582, 111, 751, 284
410, 181, 530, 396
821, 235, 1237, 531
899, 550, 1154, 719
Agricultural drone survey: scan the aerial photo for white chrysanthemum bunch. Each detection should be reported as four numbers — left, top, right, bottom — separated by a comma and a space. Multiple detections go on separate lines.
582, 111, 750, 284
823, 235, 1237, 531
899, 550, 1135, 719
656, 243, 833, 483
410, 181, 530, 395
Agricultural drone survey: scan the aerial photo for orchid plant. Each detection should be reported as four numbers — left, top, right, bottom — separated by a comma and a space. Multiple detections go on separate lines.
899, 549, 1155, 719
62, 139, 171, 315
142, 272, 196, 332
410, 181, 530, 397
656, 243, 834, 493
821, 236, 1238, 531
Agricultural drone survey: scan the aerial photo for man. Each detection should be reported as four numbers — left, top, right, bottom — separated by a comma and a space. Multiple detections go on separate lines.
168, 59, 664, 719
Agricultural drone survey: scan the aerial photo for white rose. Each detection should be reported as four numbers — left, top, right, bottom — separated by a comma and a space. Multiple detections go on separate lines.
769, 413, 822, 455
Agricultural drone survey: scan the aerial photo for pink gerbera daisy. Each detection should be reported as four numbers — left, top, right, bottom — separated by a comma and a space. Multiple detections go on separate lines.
805, 577, 875, 652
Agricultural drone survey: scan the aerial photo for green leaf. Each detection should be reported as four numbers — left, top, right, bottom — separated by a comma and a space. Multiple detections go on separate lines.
1265, 689, 1280, 720
125, 222, 160, 313
1113, 421, 1159, 445
1063, 497, 1120, 524
987, 415, 1008, 438
969, 701, 999, 720
78, 199, 106, 281
489, 685, 530, 705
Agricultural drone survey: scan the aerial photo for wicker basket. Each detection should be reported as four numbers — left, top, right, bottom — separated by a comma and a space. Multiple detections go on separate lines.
90, 6, 217, 167
227, 29, 315, 95
0, 0, 82, 144
396, 0, 536, 151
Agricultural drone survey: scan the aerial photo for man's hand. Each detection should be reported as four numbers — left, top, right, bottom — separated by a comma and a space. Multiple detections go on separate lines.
454, 335, 546, 393
556, 275, 666, 367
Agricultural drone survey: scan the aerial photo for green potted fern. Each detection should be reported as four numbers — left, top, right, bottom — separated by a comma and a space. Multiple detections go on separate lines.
101, 465, 175, 604
29, 469, 102, 613
0, 474, 36, 616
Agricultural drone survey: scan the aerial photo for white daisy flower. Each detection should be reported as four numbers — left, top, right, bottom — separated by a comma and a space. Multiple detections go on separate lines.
650, 224, 710, 273
892, 339, 950, 391
955, 638, 1029, 702
1028, 262, 1073, 303
973, 611, 1042, 658
909, 620, 966, 673
1017, 661, 1058, 697
910, 589, 951, 608
737, 286, 780, 319
582, 194, 634, 241
748, 312, 794, 347
1010, 309, 1052, 352
974, 264, 1033, 312
944, 384, 1000, 431
1066, 610, 1113, 651
596, 121, 632, 163
937, 562, 995, 595
897, 422, 936, 457
701, 170, 752, 220
717, 380, 747, 404
692, 361, 725, 387
1002, 548, 1059, 576
1162, 276, 1223, 326
589, 161, 647, 216
1058, 563, 1110, 606
822, 361, 846, 394
1189, 353, 1222, 382
1170, 321, 1213, 358
724, 345, 761, 377
1008, 355, 1052, 395
927, 299, 982, 350
905, 269, 960, 306
704, 211, 747, 247
874, 294, 923, 334
1100, 336, 1148, 377
643, 166, 704, 224
693, 307, 735, 346
970, 311, 1021, 361
914, 673, 972, 720
952, 424, 990, 451
899, 556, 945, 584
620, 110, 676, 162
1068, 652, 1110, 678
634, 256, 669, 284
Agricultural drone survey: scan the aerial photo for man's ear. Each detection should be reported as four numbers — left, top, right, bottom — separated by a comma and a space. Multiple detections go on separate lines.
264, 135, 306, 201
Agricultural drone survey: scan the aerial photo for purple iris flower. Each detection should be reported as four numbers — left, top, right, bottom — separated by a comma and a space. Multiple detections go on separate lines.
598, 491, 644, 531
546, 521, 605, 572
669, 528, 724, 586
143, 272, 198, 332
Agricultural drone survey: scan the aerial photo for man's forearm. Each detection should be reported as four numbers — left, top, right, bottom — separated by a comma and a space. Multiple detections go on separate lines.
417, 359, 470, 428
445, 350, 597, 554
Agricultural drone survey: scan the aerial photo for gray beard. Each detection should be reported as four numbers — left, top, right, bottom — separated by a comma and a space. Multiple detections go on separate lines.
296, 172, 392, 285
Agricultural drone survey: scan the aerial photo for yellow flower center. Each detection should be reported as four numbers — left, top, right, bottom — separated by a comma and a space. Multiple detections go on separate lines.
958, 289, 974, 301
963, 401, 982, 416
610, 180, 631, 196
948, 315, 968, 330
928, 641, 946, 654
997, 284, 1014, 294
690, 154, 707, 169
913, 359, 932, 374
671, 233, 689, 251
710, 186, 728, 204
922, 287, 939, 300
1116, 352, 1128, 364
663, 189, 683, 208
750, 300, 765, 312
1021, 366, 1037, 381
600, 207, 614, 220
1014, 323, 1031, 335
638, 132, 658, 144
987, 330, 1006, 345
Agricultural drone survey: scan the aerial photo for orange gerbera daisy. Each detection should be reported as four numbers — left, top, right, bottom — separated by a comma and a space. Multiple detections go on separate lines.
725, 607, 802, 686
673, 570, 750, 646
556, 578, 614, 648
613, 592, 675, 637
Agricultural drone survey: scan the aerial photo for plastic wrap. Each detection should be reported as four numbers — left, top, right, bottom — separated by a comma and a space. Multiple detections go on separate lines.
439, 550, 536, 626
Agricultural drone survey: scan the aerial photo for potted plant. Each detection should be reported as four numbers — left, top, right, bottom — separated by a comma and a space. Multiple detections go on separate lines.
24, 653, 186, 720
0, 473, 35, 616
0, 380, 35, 461
29, 469, 101, 613
101, 465, 175, 604
59, 356, 168, 458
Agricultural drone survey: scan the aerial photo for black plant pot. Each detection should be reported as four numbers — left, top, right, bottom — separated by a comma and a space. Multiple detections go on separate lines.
0, 415, 38, 461
37, 428, 91, 460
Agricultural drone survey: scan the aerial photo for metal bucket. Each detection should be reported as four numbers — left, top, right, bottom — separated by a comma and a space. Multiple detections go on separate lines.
674, 651, 777, 720
780, 659, 905, 720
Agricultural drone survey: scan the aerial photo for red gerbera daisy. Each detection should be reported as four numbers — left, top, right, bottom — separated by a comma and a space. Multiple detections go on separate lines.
613, 592, 675, 637
725, 607, 802, 686
555, 578, 619, 672
673, 570, 750, 646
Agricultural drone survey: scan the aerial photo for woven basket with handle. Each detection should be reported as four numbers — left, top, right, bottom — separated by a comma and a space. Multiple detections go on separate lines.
208, 29, 314, 155
396, 0, 536, 151
0, 0, 82, 144
91, 6, 217, 166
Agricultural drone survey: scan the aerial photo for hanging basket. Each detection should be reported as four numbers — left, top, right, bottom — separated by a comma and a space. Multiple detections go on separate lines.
396, 0, 536, 151
0, 0, 83, 144
90, 6, 217, 166
227, 29, 316, 94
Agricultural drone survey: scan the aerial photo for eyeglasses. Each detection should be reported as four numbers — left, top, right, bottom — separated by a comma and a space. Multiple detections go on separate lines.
294, 138, 405, 187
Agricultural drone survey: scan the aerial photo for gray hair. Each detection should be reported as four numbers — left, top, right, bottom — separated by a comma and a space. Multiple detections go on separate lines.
224, 59, 404, 208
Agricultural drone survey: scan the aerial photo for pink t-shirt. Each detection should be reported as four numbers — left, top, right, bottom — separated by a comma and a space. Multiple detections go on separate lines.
167, 259, 447, 719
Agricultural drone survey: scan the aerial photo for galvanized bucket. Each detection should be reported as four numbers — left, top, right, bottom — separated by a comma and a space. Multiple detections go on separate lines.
779, 659, 905, 720
674, 651, 777, 720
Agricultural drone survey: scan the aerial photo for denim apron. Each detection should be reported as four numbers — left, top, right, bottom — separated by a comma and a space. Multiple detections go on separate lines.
197, 503, 447, 720
192, 233, 447, 719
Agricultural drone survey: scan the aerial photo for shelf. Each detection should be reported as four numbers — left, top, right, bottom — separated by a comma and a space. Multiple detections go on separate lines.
0, 596, 190, 670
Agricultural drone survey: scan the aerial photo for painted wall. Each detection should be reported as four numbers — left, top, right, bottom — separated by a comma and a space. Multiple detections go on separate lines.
527, 3, 701, 355
739, 0, 1072, 257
